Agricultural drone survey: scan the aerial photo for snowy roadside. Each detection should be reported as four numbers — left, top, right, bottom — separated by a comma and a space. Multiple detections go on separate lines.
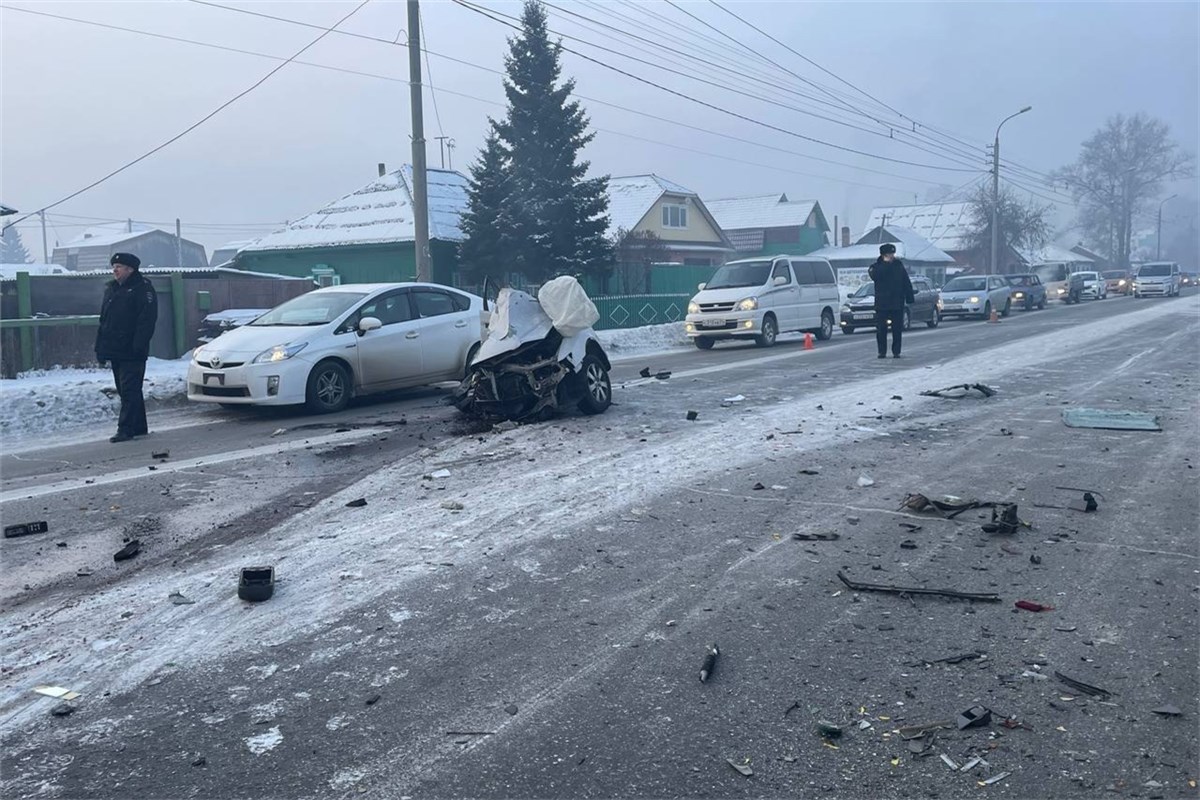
0, 324, 692, 443
2, 299, 1193, 730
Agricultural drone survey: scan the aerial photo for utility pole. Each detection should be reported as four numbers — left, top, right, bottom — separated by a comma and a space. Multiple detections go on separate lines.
991, 106, 1032, 277
176, 218, 184, 267
1156, 194, 1176, 260
408, 0, 431, 283
38, 210, 48, 263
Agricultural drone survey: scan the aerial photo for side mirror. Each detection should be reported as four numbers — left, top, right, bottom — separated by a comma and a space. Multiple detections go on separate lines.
697, 282, 707, 291
773, 275, 787, 286
358, 316, 382, 334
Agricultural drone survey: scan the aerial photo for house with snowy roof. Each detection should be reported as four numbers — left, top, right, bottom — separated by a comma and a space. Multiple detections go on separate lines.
706, 193, 830, 257
810, 224, 956, 285
234, 165, 468, 286
52, 222, 208, 271
606, 175, 735, 268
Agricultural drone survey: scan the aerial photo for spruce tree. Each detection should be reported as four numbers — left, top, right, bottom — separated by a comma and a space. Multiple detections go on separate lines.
492, 0, 611, 283
1, 225, 33, 264
458, 128, 510, 284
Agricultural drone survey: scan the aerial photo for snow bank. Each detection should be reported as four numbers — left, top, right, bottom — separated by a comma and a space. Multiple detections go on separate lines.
0, 358, 189, 441
596, 322, 690, 358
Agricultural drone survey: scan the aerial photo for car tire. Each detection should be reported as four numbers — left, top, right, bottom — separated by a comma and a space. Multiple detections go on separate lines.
1001, 299, 1012, 317
755, 314, 778, 347
694, 336, 714, 350
305, 360, 351, 414
841, 325, 855, 335
816, 309, 834, 340
577, 354, 612, 415
980, 301, 992, 321
926, 308, 940, 328
1037, 298, 1046, 310
901, 307, 912, 331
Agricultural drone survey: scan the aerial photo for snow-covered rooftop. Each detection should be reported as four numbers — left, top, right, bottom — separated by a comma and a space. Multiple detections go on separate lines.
60, 222, 161, 250
606, 174, 698, 236
0, 263, 69, 279
241, 166, 468, 253
862, 202, 973, 252
1021, 244, 1094, 265
706, 193, 824, 232
810, 225, 955, 265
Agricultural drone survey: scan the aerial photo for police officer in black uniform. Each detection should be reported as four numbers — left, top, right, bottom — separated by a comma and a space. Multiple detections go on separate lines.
868, 243, 915, 359
96, 253, 158, 442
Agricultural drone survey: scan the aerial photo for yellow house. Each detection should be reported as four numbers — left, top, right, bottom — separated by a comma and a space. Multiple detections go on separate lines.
607, 175, 735, 267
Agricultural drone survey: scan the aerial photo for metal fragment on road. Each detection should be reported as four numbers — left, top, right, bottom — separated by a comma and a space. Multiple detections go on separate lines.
816, 720, 843, 738
1151, 704, 1182, 716
793, 532, 839, 541
1061, 408, 1161, 431
699, 643, 719, 683
920, 383, 997, 400
34, 686, 80, 701
837, 571, 1001, 602
960, 756, 983, 772
345, 498, 367, 508
430, 469, 452, 479
957, 706, 992, 730
940, 754, 960, 770
4, 520, 49, 538
1054, 671, 1112, 698
168, 591, 196, 605
979, 771, 1012, 786
726, 759, 753, 777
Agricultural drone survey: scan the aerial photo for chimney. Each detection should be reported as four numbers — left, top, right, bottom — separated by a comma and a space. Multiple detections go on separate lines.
833, 215, 838, 248
378, 163, 387, 177
841, 226, 851, 247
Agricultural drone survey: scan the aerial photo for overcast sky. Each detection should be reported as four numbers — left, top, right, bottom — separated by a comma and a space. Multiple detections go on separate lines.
2, 0, 1197, 262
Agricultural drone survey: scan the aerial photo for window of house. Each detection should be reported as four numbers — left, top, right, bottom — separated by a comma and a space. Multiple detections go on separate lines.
662, 204, 688, 229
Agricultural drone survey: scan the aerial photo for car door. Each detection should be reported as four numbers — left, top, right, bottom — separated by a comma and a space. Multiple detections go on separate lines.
768, 260, 799, 330
348, 289, 423, 390
910, 278, 932, 320
791, 259, 820, 330
411, 288, 474, 380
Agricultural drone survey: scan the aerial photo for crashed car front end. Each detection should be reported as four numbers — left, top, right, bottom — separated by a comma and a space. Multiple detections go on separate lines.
455, 277, 612, 422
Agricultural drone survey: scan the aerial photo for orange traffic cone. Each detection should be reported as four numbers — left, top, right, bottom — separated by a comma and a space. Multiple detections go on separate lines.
988, 308, 1000, 323
803, 332, 815, 350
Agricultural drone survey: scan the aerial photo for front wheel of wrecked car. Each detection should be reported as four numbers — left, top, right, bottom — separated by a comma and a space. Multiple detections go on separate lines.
577, 355, 612, 415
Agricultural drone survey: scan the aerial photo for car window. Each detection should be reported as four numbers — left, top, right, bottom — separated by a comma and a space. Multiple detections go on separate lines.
413, 290, 458, 318
811, 261, 835, 285
357, 290, 414, 326
771, 262, 793, 284
792, 261, 816, 285
912, 278, 929, 291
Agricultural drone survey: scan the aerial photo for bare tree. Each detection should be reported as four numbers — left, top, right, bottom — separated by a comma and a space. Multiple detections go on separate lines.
611, 227, 670, 294
962, 185, 1052, 271
1053, 113, 1194, 269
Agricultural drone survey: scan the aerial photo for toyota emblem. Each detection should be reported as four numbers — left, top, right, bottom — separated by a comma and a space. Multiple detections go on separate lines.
210, 355, 222, 368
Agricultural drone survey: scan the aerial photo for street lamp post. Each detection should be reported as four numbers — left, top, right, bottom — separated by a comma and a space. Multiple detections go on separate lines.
1156, 194, 1176, 261
991, 106, 1032, 276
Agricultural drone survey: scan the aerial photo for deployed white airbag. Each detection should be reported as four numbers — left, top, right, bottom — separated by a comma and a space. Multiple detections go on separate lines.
537, 276, 600, 337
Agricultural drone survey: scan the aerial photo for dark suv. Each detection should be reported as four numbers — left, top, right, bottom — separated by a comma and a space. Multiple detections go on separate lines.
1005, 273, 1047, 311
839, 276, 941, 334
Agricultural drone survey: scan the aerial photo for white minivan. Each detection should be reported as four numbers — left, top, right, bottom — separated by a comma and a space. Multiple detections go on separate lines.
684, 255, 840, 349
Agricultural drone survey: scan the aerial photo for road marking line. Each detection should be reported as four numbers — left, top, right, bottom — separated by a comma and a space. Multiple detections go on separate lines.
0, 429, 379, 504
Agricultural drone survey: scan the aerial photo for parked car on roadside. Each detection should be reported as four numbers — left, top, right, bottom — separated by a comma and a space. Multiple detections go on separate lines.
1133, 261, 1182, 297
1102, 270, 1132, 295
196, 308, 270, 347
839, 276, 940, 334
685, 255, 839, 348
1004, 273, 1047, 310
188, 283, 484, 413
1075, 270, 1108, 300
1181, 272, 1197, 288
937, 275, 1013, 320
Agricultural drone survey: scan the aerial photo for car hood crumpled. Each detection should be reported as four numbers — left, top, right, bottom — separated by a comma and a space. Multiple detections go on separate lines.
475, 277, 600, 364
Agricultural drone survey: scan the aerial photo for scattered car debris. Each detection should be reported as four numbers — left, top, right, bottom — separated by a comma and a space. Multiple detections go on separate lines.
922, 652, 985, 666
238, 566, 275, 603
723, 395, 746, 404
1151, 704, 1182, 717
752, 482, 766, 490
76, 568, 94, 578
999, 427, 1013, 436
957, 706, 992, 730
441, 501, 465, 511
345, 498, 368, 508
857, 719, 872, 730
270, 428, 287, 437
1054, 671, 1112, 699
4, 520, 49, 538
113, 540, 141, 562
1054, 625, 1077, 633
168, 591, 196, 605
686, 410, 699, 421
430, 469, 452, 479
191, 757, 207, 767
1067, 492, 1099, 512
960, 756, 985, 772
920, 383, 997, 399
1021, 670, 1049, 681
891, 395, 903, 400
837, 571, 1001, 602
365, 694, 382, 706
726, 759, 753, 777
979, 771, 1012, 786
50, 705, 75, 717
655, 371, 671, 380
900, 540, 918, 549
699, 644, 719, 683
900, 493, 990, 518
940, 754, 960, 770
151, 450, 169, 460
898, 720, 954, 738
1029, 554, 1042, 565
793, 532, 840, 541
34, 686, 80, 701
899, 522, 922, 532
1014, 600, 1054, 612
1061, 408, 1161, 431
639, 367, 652, 378
981, 503, 1021, 534
857, 474, 875, 487
816, 720, 843, 738
445, 730, 496, 736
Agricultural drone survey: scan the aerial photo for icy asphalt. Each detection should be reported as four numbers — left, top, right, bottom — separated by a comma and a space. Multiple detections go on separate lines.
1, 292, 1197, 799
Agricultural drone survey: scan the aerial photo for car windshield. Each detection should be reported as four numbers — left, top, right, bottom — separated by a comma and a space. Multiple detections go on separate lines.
851, 282, 875, 298
1102, 271, 1126, 279
250, 291, 368, 326
705, 261, 772, 290
1006, 275, 1033, 286
1077, 272, 1098, 280
1139, 264, 1172, 276
942, 277, 986, 292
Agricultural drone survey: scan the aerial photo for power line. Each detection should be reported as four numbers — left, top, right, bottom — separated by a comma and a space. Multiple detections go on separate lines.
452, 0, 977, 173
2, 0, 372, 232
419, 12, 445, 139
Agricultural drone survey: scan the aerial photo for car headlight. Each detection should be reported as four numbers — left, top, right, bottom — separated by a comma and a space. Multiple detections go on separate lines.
936, 298, 944, 310
1013, 292, 1025, 299
736, 297, 758, 312
687, 301, 700, 315
841, 305, 851, 314
1057, 287, 1067, 294
1118, 279, 1126, 286
968, 296, 980, 304
252, 342, 308, 364
193, 347, 207, 362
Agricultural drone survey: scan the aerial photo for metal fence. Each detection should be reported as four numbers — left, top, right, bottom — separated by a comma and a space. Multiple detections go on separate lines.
591, 293, 691, 331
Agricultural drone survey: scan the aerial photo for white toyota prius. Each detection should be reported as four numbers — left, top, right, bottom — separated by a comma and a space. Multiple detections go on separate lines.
188, 283, 484, 413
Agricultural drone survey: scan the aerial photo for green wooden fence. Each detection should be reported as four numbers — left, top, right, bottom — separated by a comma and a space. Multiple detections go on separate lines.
592, 293, 691, 331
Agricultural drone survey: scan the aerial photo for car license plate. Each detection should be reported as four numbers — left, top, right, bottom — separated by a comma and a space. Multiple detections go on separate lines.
203, 372, 226, 386
4, 520, 49, 538
701, 319, 725, 328
854, 312, 874, 320
943, 301, 961, 307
